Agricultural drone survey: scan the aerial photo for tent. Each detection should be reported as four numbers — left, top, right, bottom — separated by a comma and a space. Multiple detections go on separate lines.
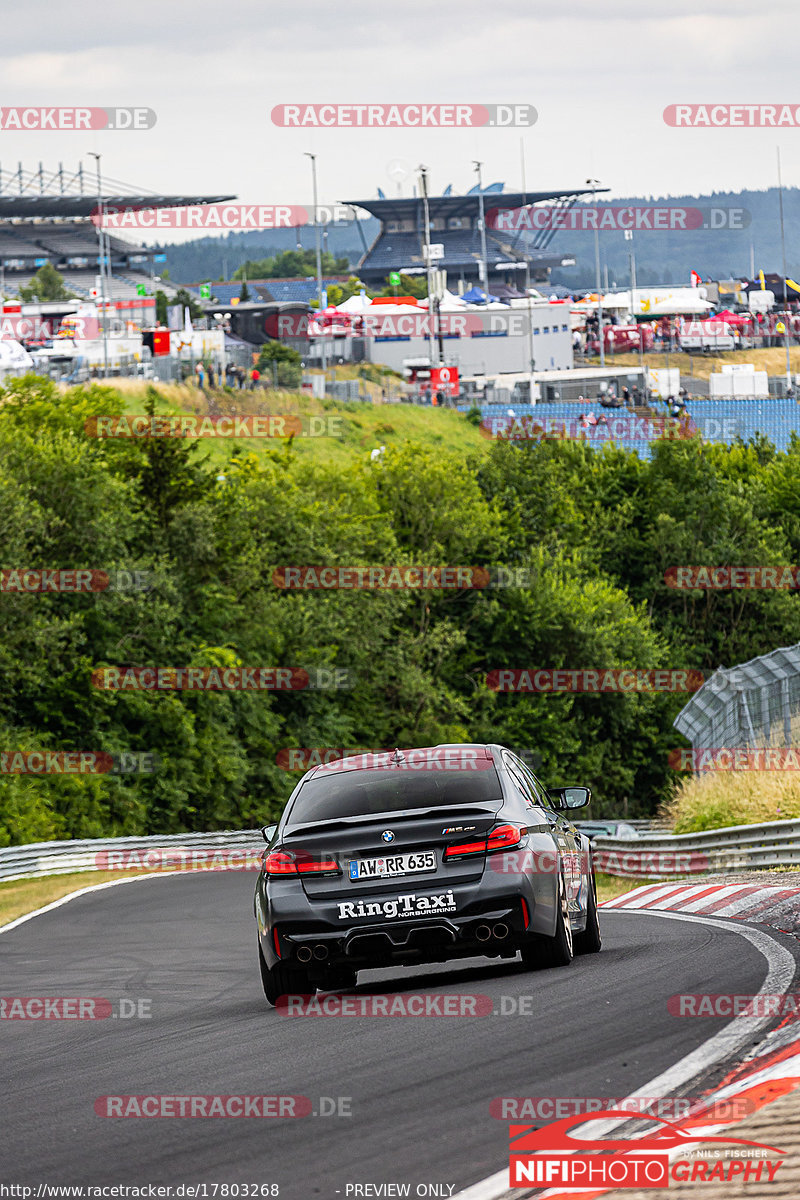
461, 286, 500, 304
0, 340, 34, 375
709, 309, 752, 326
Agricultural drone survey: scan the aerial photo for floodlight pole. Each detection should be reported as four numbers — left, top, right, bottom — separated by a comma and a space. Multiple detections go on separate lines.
418, 164, 436, 366
473, 160, 489, 300
88, 152, 109, 378
587, 178, 605, 367
777, 147, 793, 393
304, 152, 326, 371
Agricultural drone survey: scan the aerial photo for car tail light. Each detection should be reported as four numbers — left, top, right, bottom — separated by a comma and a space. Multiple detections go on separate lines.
264, 849, 341, 876
444, 823, 524, 860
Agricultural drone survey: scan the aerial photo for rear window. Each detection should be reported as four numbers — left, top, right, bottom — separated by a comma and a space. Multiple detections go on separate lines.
287, 766, 503, 826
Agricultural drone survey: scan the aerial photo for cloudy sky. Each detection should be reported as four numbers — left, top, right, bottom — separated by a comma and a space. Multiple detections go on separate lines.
2, 0, 799, 237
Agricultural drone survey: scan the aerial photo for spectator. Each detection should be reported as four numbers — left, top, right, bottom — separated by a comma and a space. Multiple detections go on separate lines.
195, 362, 205, 389
250, 367, 260, 390
207, 363, 215, 389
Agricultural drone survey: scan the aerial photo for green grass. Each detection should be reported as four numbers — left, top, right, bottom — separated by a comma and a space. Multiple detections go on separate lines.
111, 382, 487, 470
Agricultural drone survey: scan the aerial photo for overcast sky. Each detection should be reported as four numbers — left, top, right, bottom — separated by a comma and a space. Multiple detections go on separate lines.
2, 0, 799, 242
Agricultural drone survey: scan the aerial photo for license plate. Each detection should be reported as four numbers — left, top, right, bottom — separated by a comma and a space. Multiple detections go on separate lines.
348, 850, 437, 880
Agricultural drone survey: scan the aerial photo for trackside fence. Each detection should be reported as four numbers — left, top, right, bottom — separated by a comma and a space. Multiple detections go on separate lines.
1, 820, 798, 885
593, 818, 800, 878
0, 829, 264, 884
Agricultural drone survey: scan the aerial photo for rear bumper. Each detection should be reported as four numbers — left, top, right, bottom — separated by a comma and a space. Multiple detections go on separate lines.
256, 869, 559, 971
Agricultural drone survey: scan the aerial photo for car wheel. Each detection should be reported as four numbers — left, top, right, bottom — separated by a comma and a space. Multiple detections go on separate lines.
573, 872, 602, 955
521, 873, 574, 970
259, 943, 312, 1007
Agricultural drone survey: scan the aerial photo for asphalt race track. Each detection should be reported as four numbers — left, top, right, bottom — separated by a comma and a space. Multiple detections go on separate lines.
1, 872, 793, 1197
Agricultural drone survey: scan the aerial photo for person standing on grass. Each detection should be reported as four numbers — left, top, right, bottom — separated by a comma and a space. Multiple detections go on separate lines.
196, 361, 205, 389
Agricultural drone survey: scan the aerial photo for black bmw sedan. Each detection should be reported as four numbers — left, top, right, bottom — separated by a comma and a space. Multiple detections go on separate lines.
255, 743, 601, 1004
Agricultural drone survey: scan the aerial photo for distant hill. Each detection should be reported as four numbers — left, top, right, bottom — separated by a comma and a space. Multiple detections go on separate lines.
158, 188, 800, 289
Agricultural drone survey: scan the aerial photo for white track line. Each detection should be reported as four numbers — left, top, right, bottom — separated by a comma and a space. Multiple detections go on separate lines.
451, 909, 797, 1200
0, 870, 193, 937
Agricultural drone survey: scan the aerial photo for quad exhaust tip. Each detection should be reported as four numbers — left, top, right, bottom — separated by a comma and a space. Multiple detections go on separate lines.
312, 943, 329, 961
475, 924, 492, 941
296, 945, 313, 963
493, 922, 510, 940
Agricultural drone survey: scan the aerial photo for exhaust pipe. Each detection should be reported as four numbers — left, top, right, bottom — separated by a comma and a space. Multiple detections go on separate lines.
312, 944, 329, 961
493, 922, 510, 940
475, 924, 492, 942
296, 945, 313, 963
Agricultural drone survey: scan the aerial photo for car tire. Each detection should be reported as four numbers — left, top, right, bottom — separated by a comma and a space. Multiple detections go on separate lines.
573, 873, 602, 955
521, 873, 574, 970
259, 944, 312, 1007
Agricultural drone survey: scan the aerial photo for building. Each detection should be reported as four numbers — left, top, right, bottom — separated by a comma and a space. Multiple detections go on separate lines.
343, 184, 604, 292
0, 163, 233, 303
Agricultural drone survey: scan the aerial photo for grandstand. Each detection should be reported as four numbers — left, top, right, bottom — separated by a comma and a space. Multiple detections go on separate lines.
0, 163, 234, 303
344, 184, 606, 290
457, 398, 800, 459
186, 278, 352, 305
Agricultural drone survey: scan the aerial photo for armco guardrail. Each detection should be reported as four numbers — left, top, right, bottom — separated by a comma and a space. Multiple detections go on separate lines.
0, 829, 264, 884
593, 817, 800, 878
2, 819, 799, 885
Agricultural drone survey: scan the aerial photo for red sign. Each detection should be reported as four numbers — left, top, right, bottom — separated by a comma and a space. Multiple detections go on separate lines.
152, 329, 171, 356
430, 365, 459, 397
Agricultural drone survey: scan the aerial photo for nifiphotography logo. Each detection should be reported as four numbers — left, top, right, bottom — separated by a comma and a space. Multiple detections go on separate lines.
508, 1112, 784, 1188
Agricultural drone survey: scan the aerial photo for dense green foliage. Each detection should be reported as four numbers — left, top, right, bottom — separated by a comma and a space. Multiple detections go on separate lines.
2, 378, 800, 844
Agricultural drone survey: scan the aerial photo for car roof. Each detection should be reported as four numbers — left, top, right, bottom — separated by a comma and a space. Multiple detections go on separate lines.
307, 743, 496, 778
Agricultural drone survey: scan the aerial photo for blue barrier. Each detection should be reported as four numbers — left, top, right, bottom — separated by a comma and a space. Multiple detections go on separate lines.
459, 400, 800, 457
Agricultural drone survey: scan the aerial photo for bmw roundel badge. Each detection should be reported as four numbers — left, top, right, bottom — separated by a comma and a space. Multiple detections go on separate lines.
381, 830, 394, 843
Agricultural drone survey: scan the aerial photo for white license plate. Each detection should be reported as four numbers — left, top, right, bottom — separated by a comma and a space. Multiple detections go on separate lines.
348, 850, 437, 880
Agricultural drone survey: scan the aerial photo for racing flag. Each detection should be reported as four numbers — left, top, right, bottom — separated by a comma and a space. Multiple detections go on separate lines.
690, 269, 702, 288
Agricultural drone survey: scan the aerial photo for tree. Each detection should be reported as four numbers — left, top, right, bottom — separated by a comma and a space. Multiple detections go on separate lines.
257, 342, 302, 388
155, 290, 168, 326
172, 287, 205, 322
19, 262, 74, 302
326, 277, 370, 306
377, 273, 428, 299
239, 281, 251, 303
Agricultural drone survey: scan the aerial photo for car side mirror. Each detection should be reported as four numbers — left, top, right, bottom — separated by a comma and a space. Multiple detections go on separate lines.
261, 824, 277, 843
548, 786, 591, 811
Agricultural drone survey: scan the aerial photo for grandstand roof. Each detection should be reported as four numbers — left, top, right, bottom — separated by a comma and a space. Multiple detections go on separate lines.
0, 193, 235, 219
342, 188, 607, 222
